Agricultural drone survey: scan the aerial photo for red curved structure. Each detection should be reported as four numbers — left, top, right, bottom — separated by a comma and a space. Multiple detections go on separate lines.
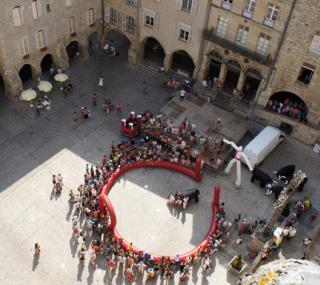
98, 160, 219, 262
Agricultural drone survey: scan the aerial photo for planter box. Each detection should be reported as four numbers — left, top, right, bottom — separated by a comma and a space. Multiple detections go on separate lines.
228, 256, 247, 274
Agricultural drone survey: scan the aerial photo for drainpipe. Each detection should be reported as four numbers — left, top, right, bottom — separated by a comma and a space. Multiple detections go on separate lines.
194, 0, 212, 80
101, 0, 105, 46
252, 0, 298, 114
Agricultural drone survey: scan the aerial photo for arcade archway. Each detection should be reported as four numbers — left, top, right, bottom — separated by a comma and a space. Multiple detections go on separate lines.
267, 91, 308, 122
223, 60, 241, 94
40, 54, 53, 74
242, 68, 262, 104
66, 41, 80, 61
88, 32, 98, 56
207, 51, 223, 80
19, 64, 33, 84
104, 29, 131, 60
143, 37, 165, 67
171, 50, 195, 77
0, 75, 5, 99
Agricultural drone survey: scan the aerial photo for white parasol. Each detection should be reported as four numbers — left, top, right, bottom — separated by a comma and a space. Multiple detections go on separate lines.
21, 89, 37, 101
37, 80, 53, 93
54, 73, 69, 82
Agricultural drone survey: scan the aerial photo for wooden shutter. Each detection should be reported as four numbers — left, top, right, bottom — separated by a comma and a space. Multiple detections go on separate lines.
12, 7, 22, 26
68, 17, 75, 34
105, 7, 110, 22
36, 0, 42, 17
176, 0, 182, 10
139, 8, 145, 25
191, 0, 197, 16
20, 37, 29, 56
36, 31, 43, 49
32, 1, 38, 19
66, 0, 72, 7
154, 15, 159, 29
175, 22, 181, 39
188, 28, 192, 44
122, 15, 127, 30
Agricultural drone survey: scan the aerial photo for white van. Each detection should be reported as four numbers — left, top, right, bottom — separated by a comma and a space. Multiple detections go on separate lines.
242, 126, 284, 167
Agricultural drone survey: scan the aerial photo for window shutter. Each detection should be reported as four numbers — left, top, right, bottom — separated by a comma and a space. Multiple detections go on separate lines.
175, 22, 181, 39
191, 0, 197, 16
139, 8, 145, 25
12, 7, 22, 26
105, 7, 110, 22
32, 1, 38, 19
176, 0, 182, 10
68, 17, 75, 34
188, 30, 192, 44
36, 0, 42, 17
66, 0, 72, 7
36, 31, 42, 49
122, 15, 127, 30
154, 15, 159, 29
23, 37, 29, 54
310, 35, 320, 55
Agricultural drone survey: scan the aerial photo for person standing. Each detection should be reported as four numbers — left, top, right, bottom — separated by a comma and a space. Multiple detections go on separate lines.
34, 243, 41, 255
98, 75, 104, 89
92, 93, 97, 107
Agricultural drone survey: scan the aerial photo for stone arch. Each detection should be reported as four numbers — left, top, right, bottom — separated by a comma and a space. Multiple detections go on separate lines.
19, 64, 33, 84
267, 91, 308, 123
142, 37, 166, 67
241, 68, 262, 104
87, 31, 99, 56
171, 50, 195, 77
40, 53, 54, 74
0, 74, 6, 98
206, 51, 223, 80
104, 29, 131, 60
223, 59, 242, 93
66, 41, 80, 61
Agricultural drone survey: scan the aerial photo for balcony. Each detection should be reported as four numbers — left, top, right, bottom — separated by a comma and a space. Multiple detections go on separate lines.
203, 28, 273, 66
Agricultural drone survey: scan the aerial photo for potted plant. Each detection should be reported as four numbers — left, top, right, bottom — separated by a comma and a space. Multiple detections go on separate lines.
228, 255, 247, 274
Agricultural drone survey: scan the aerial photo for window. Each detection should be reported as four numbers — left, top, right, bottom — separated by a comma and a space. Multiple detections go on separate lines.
36, 30, 47, 49
66, 0, 72, 7
182, 0, 192, 12
216, 17, 228, 38
176, 0, 197, 15
32, 0, 42, 20
256, 33, 271, 55
236, 25, 249, 47
87, 8, 94, 26
264, 3, 279, 27
176, 22, 192, 43
68, 17, 75, 34
144, 9, 157, 28
126, 0, 137, 5
309, 32, 320, 55
126, 16, 134, 33
297, 65, 315, 85
222, 0, 233, 10
110, 8, 117, 24
12, 6, 23, 26
19, 36, 30, 57
243, 0, 256, 19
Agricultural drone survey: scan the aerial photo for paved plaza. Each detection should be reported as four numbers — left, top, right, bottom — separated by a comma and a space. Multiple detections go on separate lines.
0, 43, 320, 285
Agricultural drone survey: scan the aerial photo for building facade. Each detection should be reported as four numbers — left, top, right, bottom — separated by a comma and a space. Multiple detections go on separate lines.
256, 0, 320, 144
0, 0, 101, 96
0, 0, 319, 144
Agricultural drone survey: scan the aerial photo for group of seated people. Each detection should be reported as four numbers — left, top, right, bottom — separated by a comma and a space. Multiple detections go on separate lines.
266, 98, 308, 122
202, 76, 222, 89
80, 106, 91, 119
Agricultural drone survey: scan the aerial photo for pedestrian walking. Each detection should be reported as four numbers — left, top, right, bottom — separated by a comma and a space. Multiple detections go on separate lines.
92, 93, 97, 107
142, 81, 147, 95
72, 111, 79, 127
34, 243, 41, 255
52, 175, 56, 190
180, 89, 186, 100
98, 75, 104, 89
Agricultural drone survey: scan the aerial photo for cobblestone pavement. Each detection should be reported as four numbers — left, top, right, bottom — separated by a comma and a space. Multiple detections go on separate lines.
0, 44, 319, 285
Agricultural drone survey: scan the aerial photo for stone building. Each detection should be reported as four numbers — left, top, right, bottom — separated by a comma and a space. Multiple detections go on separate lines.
198, 0, 294, 106
0, 0, 101, 96
256, 0, 320, 144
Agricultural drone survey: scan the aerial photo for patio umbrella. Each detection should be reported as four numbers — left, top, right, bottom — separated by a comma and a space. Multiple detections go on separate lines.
54, 73, 69, 82
21, 89, 37, 101
38, 80, 53, 93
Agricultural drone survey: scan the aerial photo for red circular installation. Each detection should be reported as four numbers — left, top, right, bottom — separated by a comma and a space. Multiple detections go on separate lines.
98, 160, 220, 262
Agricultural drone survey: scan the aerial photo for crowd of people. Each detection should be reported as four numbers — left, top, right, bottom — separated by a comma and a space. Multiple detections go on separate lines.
64, 111, 234, 282
266, 98, 308, 123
